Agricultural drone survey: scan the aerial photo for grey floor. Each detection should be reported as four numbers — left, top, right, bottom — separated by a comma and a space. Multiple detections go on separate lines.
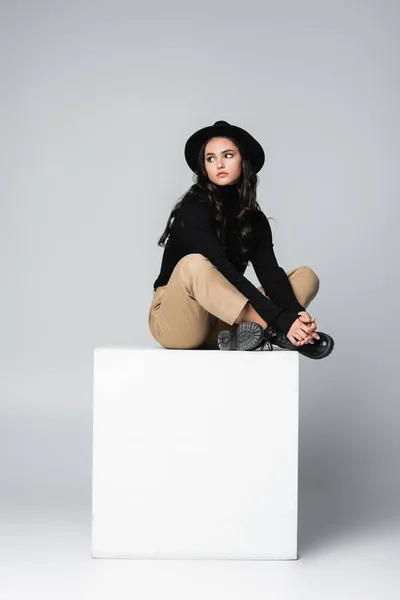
2, 510, 399, 599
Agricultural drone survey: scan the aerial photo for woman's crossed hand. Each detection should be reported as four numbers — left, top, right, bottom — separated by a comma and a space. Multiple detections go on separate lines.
287, 311, 320, 347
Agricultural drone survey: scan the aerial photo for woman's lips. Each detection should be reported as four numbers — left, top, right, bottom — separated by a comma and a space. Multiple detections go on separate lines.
217, 173, 228, 177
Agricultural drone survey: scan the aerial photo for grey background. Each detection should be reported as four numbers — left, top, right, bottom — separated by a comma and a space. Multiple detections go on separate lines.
1, 0, 399, 596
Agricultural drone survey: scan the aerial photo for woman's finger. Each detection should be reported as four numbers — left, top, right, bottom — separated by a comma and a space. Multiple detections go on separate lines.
305, 321, 320, 340
299, 315, 312, 323
296, 329, 308, 342
299, 335, 314, 345
300, 324, 313, 336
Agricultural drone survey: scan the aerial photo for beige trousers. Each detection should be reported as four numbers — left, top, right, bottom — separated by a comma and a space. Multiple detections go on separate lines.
148, 253, 320, 350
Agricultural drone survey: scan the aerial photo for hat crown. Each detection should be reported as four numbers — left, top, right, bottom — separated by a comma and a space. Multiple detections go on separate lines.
184, 120, 265, 174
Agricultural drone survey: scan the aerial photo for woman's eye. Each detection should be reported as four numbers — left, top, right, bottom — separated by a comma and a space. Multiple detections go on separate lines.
207, 153, 233, 162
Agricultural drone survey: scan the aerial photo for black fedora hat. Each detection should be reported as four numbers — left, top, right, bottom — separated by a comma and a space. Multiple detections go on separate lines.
184, 120, 265, 174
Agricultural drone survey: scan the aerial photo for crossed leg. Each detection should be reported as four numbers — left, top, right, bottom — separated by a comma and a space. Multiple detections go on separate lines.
148, 254, 320, 350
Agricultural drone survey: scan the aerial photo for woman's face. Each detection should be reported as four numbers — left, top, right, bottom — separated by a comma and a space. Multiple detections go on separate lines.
204, 137, 242, 186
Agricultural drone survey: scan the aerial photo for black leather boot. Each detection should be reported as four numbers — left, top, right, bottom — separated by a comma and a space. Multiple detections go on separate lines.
261, 324, 334, 359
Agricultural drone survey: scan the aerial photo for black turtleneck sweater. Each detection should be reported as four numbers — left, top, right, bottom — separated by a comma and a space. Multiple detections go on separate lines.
153, 183, 305, 334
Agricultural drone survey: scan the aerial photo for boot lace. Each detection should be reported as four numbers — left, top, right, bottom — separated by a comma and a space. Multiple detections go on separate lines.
262, 326, 275, 351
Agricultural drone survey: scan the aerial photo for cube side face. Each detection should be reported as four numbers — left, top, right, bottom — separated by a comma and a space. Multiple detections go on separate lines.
92, 349, 299, 559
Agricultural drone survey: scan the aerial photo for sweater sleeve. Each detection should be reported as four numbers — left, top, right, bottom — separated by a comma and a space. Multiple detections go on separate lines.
250, 211, 305, 334
174, 197, 292, 329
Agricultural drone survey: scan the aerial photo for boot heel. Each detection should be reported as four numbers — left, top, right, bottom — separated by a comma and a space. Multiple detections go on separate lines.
236, 322, 265, 351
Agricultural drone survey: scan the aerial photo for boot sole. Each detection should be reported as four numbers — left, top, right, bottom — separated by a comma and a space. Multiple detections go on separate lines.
218, 322, 265, 351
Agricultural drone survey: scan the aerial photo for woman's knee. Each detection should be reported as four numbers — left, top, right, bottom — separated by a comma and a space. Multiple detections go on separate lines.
297, 265, 320, 292
176, 253, 211, 277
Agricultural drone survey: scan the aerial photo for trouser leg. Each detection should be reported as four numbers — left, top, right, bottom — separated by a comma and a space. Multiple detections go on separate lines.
284, 265, 320, 308
148, 253, 249, 349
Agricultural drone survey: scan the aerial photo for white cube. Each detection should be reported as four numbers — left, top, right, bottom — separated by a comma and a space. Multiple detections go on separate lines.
92, 346, 299, 560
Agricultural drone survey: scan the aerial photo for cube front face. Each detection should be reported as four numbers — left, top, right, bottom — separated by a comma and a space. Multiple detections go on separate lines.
92, 348, 299, 560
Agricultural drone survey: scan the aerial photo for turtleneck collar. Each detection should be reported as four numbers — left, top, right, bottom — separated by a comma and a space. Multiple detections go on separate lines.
215, 182, 239, 196
215, 182, 240, 215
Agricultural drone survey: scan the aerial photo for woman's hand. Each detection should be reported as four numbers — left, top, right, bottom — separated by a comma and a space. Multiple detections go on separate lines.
287, 311, 320, 346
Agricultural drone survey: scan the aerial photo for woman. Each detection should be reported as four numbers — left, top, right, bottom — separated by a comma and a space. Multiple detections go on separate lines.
148, 120, 334, 359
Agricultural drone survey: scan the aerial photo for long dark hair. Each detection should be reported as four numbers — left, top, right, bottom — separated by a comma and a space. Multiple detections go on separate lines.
157, 135, 273, 261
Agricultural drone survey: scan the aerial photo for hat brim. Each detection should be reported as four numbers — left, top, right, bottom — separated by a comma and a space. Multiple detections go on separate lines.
184, 122, 265, 174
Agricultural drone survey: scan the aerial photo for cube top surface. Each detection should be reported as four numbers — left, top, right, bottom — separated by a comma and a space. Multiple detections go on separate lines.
94, 344, 297, 355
